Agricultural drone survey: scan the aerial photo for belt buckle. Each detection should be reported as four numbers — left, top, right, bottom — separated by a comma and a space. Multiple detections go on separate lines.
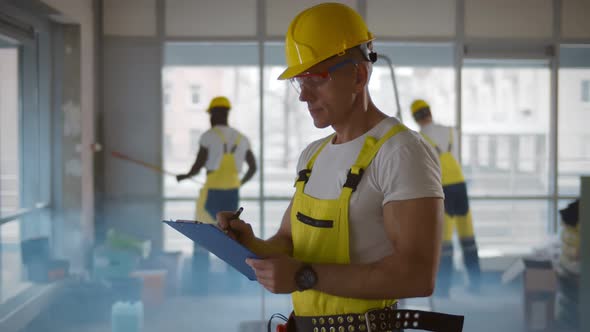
363, 308, 379, 332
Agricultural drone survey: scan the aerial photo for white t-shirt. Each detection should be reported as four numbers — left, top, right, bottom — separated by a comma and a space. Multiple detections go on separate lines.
420, 123, 459, 160
199, 125, 251, 172
296, 117, 443, 264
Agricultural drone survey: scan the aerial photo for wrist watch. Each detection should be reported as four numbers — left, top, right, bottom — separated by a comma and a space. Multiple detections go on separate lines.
295, 264, 318, 291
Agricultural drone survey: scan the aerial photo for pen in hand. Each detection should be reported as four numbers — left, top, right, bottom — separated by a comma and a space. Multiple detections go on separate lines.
224, 207, 243, 235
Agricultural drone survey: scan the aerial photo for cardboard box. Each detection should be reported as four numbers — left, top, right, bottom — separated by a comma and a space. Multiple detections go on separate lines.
503, 258, 557, 331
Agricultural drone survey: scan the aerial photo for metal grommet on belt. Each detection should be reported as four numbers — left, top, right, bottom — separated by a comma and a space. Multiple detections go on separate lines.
293, 306, 465, 332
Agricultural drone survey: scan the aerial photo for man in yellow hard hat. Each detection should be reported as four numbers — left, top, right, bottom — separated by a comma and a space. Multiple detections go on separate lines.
177, 96, 257, 294
411, 99, 481, 297
218, 3, 463, 331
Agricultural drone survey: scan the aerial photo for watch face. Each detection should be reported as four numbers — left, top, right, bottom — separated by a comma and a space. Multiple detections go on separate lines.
296, 265, 317, 291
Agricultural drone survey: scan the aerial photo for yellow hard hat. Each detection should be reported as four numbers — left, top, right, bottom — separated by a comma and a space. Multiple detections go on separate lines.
277, 3, 375, 80
411, 99, 430, 114
207, 96, 231, 113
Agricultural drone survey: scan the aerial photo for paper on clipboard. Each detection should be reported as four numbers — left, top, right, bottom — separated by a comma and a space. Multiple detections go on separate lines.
162, 220, 259, 280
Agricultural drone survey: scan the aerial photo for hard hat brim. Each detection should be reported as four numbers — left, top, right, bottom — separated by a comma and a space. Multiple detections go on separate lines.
277, 38, 376, 80
277, 58, 326, 80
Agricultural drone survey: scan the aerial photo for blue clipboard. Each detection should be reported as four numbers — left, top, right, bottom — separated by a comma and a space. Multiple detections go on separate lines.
162, 220, 259, 280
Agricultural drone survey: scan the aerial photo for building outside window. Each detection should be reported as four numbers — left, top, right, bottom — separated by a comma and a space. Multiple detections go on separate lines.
582, 80, 590, 103
189, 84, 200, 106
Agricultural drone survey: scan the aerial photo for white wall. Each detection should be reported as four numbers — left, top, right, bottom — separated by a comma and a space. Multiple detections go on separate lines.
266, 0, 357, 37
166, 0, 257, 37
562, 0, 590, 38
367, 0, 455, 38
41, 0, 95, 246
99, 1, 588, 40
103, 0, 156, 36
465, 0, 553, 38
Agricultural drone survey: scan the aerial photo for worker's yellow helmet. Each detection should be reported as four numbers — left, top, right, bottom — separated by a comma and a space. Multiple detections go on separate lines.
207, 96, 231, 113
277, 3, 375, 80
411, 99, 430, 114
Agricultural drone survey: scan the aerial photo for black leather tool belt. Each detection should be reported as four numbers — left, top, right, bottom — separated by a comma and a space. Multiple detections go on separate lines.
291, 305, 464, 332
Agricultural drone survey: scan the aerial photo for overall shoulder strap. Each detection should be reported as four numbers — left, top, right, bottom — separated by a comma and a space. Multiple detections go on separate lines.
212, 127, 228, 153
343, 124, 408, 192
421, 132, 442, 155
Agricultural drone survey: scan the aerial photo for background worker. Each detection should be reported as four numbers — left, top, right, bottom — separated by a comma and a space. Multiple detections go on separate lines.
177, 96, 257, 294
411, 99, 481, 296
218, 4, 463, 331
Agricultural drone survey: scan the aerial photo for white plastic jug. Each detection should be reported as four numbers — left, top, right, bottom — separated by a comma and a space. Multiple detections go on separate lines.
111, 301, 144, 332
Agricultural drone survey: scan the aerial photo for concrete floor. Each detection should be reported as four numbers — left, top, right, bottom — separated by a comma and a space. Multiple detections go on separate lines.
22, 279, 579, 332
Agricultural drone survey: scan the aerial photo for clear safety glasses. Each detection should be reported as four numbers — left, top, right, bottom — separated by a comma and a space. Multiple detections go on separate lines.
289, 58, 358, 94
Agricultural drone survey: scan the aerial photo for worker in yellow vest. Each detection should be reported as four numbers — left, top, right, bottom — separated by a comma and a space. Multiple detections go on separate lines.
411, 99, 481, 296
217, 4, 464, 331
177, 96, 257, 294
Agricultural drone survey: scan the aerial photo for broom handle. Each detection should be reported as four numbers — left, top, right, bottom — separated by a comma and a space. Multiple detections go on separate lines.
111, 151, 202, 184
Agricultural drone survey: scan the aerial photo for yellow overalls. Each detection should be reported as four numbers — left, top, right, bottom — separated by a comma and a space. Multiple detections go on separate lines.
422, 129, 480, 294
196, 127, 242, 223
191, 128, 242, 294
291, 124, 407, 316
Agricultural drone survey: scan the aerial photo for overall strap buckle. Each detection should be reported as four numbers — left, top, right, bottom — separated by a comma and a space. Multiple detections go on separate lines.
343, 167, 364, 192
297, 169, 312, 184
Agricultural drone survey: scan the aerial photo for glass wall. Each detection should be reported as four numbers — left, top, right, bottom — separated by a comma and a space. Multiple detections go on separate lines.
558, 46, 590, 196
0, 47, 20, 215
0, 46, 28, 304
162, 43, 263, 330
371, 43, 456, 129
462, 61, 551, 196
160, 40, 590, 331
163, 43, 261, 254
462, 60, 551, 253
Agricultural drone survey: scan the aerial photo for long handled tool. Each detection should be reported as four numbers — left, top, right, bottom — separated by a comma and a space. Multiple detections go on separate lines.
111, 151, 203, 184
378, 53, 403, 122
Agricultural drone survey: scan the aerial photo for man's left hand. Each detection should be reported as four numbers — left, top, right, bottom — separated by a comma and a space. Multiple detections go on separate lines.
246, 255, 301, 294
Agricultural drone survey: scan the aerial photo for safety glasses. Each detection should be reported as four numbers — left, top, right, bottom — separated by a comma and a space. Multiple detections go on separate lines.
289, 58, 358, 94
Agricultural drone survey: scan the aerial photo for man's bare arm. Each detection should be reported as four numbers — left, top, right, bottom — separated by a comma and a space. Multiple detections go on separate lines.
240, 150, 257, 185
312, 197, 443, 299
177, 147, 208, 181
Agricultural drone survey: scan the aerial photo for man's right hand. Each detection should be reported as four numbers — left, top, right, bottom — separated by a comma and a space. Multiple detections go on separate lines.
217, 211, 256, 247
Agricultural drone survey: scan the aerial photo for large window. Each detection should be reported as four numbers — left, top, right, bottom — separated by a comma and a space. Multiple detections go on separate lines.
462, 62, 550, 196
162, 42, 261, 249
559, 46, 590, 196
372, 43, 456, 129
159, 40, 590, 330
0, 46, 27, 304
162, 42, 263, 331
0, 47, 19, 216
462, 60, 551, 254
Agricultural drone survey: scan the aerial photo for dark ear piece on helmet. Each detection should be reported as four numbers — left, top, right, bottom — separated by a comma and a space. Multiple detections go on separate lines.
368, 52, 377, 63
359, 43, 377, 63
